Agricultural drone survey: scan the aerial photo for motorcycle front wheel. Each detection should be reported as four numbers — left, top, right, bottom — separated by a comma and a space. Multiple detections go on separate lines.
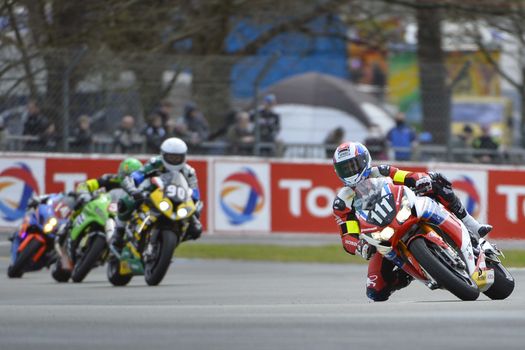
71, 234, 107, 283
410, 237, 480, 301
7, 239, 42, 278
144, 230, 178, 286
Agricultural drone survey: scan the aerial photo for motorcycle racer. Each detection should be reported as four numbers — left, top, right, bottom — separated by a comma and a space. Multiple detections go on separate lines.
56, 158, 143, 260
332, 141, 492, 301
111, 137, 203, 249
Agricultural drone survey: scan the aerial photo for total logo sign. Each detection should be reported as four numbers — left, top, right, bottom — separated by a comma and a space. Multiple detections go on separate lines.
214, 162, 270, 232
488, 170, 525, 239
430, 168, 487, 222
271, 163, 341, 233
0, 159, 45, 226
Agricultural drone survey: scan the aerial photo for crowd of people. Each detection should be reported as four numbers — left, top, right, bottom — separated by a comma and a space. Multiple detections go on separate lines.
324, 111, 502, 163
7, 95, 282, 156
3, 97, 504, 163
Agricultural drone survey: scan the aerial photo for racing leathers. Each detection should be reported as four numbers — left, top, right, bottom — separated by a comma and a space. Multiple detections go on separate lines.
332, 165, 492, 302
115, 156, 203, 246
56, 174, 124, 261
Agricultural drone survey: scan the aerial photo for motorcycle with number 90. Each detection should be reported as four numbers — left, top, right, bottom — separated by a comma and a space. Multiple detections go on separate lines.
107, 172, 197, 286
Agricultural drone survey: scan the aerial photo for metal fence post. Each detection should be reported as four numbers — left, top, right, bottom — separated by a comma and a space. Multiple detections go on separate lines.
252, 53, 279, 156
62, 48, 87, 152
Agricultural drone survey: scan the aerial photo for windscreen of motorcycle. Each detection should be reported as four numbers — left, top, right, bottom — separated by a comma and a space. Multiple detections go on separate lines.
354, 178, 397, 227
158, 172, 192, 204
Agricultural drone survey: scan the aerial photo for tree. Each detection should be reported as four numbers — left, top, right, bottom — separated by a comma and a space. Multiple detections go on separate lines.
465, 3, 525, 145
381, 0, 513, 145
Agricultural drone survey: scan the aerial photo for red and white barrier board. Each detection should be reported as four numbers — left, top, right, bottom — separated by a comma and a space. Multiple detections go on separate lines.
0, 153, 524, 240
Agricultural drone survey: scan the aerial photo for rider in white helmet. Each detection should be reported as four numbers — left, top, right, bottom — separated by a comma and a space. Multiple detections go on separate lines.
112, 137, 203, 249
332, 141, 492, 301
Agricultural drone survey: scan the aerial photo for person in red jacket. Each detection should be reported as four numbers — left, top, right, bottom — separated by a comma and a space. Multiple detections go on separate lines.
332, 141, 492, 301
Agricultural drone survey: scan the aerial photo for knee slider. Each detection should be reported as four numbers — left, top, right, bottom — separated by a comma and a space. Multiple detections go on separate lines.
366, 288, 391, 302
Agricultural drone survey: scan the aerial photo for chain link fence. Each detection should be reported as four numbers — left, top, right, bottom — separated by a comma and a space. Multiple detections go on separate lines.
0, 47, 522, 164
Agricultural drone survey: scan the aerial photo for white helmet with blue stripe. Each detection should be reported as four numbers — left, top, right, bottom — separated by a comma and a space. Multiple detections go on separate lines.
333, 142, 372, 187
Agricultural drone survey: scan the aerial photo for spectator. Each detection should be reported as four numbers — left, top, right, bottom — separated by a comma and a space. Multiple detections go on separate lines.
22, 100, 50, 151
349, 58, 363, 83
176, 102, 210, 148
324, 126, 345, 158
39, 122, 59, 151
451, 124, 474, 163
208, 108, 239, 141
364, 124, 388, 160
473, 125, 499, 163
113, 115, 141, 153
251, 94, 281, 156
142, 113, 167, 153
70, 115, 93, 153
155, 99, 174, 128
227, 111, 255, 155
371, 63, 386, 100
386, 112, 416, 161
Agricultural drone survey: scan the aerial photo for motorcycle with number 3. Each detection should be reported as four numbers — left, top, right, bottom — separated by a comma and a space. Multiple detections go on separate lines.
107, 172, 197, 286
355, 178, 514, 301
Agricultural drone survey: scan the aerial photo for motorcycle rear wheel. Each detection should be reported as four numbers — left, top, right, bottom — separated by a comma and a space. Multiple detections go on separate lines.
483, 261, 515, 300
7, 239, 42, 278
107, 257, 133, 286
51, 260, 71, 283
144, 230, 177, 286
410, 237, 480, 301
71, 234, 107, 283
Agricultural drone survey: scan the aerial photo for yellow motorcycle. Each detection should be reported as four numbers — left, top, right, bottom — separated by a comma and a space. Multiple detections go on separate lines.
107, 173, 197, 286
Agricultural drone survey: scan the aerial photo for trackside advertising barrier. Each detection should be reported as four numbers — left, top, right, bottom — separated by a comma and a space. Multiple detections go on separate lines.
0, 153, 524, 239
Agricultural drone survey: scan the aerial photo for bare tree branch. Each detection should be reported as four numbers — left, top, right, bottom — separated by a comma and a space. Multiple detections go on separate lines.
475, 35, 521, 90
6, 0, 38, 97
232, 0, 347, 56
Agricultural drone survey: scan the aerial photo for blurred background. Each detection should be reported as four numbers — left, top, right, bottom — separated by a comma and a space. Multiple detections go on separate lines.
0, 0, 522, 163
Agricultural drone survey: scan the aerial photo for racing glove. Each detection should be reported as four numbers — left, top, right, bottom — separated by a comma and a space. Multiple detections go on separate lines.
356, 238, 376, 260
74, 193, 92, 210
27, 196, 41, 209
414, 175, 433, 195
131, 191, 148, 203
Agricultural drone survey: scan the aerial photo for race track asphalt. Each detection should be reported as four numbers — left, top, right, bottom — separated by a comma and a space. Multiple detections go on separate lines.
0, 252, 524, 350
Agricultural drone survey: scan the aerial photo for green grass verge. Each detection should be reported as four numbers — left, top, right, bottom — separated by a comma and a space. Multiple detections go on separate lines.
176, 243, 525, 267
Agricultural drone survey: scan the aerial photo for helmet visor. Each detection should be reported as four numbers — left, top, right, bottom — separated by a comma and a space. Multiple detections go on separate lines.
334, 153, 368, 179
163, 153, 185, 166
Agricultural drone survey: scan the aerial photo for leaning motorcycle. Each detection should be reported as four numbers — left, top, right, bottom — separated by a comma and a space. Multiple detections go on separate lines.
107, 172, 197, 287
8, 194, 70, 278
52, 191, 118, 283
355, 177, 514, 301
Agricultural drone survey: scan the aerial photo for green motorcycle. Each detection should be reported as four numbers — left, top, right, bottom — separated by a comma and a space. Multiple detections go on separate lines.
52, 191, 119, 283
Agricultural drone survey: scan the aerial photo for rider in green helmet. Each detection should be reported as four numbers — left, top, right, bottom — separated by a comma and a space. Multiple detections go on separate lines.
76, 158, 144, 194
56, 158, 143, 248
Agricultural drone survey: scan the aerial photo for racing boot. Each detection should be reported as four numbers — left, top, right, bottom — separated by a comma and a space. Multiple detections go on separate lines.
461, 213, 492, 243
55, 221, 71, 247
447, 195, 491, 246
183, 216, 203, 241
430, 172, 492, 245
110, 226, 126, 252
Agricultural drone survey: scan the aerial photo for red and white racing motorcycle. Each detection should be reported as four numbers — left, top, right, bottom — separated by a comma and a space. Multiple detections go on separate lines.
355, 178, 515, 301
